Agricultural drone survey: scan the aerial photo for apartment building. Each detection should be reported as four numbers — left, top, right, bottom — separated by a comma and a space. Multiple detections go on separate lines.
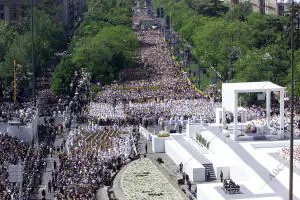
0, 0, 24, 22
0, 0, 86, 28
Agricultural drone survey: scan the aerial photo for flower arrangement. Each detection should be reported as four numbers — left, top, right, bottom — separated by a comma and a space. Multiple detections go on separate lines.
196, 134, 210, 149
158, 133, 170, 137
245, 124, 251, 133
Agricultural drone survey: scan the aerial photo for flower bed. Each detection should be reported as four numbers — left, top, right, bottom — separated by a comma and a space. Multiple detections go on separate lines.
121, 158, 182, 200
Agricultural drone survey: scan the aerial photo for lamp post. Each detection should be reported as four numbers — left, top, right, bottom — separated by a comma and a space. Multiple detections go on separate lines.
290, 0, 295, 199
31, 0, 35, 107
277, 0, 299, 199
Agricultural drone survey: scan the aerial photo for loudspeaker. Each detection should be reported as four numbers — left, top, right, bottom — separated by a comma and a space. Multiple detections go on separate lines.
170, 130, 176, 133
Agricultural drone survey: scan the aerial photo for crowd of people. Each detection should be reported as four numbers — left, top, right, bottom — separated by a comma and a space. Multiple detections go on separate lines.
0, 134, 41, 199
89, 12, 217, 127
52, 125, 138, 199
0, 1, 299, 200
280, 145, 300, 167
0, 102, 37, 124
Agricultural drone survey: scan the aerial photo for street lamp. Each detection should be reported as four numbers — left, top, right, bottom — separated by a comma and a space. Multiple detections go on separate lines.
31, 0, 35, 107
277, 0, 299, 199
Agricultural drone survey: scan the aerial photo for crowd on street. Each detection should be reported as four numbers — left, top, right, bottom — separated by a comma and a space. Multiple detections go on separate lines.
0, 134, 41, 199
53, 125, 138, 200
0, 1, 299, 200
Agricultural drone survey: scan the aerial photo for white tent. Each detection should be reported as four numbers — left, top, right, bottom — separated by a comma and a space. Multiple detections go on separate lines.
222, 81, 285, 139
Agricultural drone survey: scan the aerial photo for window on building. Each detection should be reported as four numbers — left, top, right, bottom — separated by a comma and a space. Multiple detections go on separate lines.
0, 5, 4, 10
13, 12, 17, 20
12, 4, 16, 10
0, 13, 4, 19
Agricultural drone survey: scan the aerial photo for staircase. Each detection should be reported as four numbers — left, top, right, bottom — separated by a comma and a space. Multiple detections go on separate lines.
172, 135, 216, 181
203, 163, 216, 181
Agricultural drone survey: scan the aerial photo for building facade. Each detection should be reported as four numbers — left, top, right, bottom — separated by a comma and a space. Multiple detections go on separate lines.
0, 0, 24, 22
60, 0, 86, 30
234, 0, 288, 15
0, 0, 86, 28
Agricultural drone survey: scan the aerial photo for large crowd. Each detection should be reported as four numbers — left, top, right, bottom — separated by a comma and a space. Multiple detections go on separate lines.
90, 17, 217, 125
53, 125, 138, 200
0, 134, 41, 199
0, 102, 37, 124
0, 1, 299, 200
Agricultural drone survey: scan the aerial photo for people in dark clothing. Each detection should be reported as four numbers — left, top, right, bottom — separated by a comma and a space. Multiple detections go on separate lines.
48, 180, 52, 192
206, 169, 210, 181
220, 170, 224, 183
182, 172, 186, 184
187, 180, 192, 191
179, 162, 183, 174
54, 160, 57, 170
145, 143, 148, 154
42, 189, 46, 197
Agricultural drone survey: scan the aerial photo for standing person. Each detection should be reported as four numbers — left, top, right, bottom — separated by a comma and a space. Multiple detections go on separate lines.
182, 172, 186, 184
54, 160, 57, 170
220, 170, 223, 183
206, 169, 210, 181
48, 180, 52, 193
43, 161, 47, 172
179, 162, 183, 174
187, 180, 191, 191
49, 147, 53, 157
179, 124, 182, 134
145, 143, 148, 154
42, 189, 46, 197
52, 179, 56, 192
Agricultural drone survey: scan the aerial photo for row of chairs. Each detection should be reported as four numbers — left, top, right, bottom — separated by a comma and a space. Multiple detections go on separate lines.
223, 179, 240, 193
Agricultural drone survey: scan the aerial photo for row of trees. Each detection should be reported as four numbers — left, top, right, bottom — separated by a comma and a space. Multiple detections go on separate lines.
152, 0, 300, 96
0, 1, 66, 99
51, 0, 139, 95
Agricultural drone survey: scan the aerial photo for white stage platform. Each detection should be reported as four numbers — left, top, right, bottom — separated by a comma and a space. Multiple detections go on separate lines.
165, 138, 205, 182
196, 126, 300, 200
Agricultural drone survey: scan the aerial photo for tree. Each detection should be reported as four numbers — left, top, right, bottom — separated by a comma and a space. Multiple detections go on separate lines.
51, 56, 76, 95
0, 21, 17, 62
246, 13, 288, 48
72, 26, 138, 82
0, 8, 66, 98
232, 44, 289, 85
287, 49, 300, 96
193, 0, 229, 17
226, 1, 252, 21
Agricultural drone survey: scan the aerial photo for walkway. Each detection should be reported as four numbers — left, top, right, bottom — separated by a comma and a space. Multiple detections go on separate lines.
32, 131, 67, 200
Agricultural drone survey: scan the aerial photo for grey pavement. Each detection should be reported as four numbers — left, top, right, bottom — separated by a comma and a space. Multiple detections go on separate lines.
96, 186, 110, 200
32, 131, 67, 200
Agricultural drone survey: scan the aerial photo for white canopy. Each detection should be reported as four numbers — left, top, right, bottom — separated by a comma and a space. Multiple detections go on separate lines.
222, 82, 284, 113
222, 81, 285, 140
277, 0, 300, 3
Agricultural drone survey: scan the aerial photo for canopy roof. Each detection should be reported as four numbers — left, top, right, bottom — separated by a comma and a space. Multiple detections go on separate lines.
222, 81, 284, 112
222, 81, 284, 93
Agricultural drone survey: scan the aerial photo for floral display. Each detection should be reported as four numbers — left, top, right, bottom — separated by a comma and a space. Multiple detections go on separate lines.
121, 158, 183, 200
